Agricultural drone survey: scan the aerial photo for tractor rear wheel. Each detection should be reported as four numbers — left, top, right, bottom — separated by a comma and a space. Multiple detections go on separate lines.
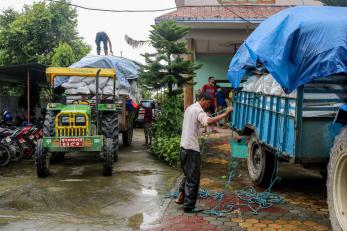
36, 139, 50, 177
101, 112, 119, 162
247, 133, 276, 187
103, 138, 114, 176
327, 126, 347, 231
43, 111, 56, 137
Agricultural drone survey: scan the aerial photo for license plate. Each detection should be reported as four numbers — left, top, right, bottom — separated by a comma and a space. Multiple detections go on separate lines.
5, 137, 11, 143
60, 138, 83, 147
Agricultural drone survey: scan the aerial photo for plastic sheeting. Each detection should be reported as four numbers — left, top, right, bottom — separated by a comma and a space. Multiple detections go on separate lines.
54, 55, 140, 94
228, 6, 347, 93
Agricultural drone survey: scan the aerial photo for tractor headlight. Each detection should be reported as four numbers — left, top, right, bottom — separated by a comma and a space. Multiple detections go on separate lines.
61, 117, 70, 123
75, 116, 86, 123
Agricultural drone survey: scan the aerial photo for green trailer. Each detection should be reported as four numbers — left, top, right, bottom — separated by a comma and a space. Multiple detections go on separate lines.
36, 67, 119, 177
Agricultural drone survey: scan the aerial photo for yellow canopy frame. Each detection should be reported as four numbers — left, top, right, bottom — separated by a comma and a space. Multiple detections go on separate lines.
46, 67, 116, 84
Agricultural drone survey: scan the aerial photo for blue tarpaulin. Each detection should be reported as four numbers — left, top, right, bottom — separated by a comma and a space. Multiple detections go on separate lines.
228, 6, 347, 93
54, 55, 139, 91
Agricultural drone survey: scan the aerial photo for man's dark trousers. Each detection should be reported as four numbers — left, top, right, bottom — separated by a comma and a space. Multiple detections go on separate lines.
179, 147, 201, 211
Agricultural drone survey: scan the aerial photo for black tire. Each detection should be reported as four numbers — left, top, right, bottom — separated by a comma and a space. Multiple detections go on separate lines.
0, 143, 11, 167
36, 139, 50, 177
122, 127, 133, 147
247, 133, 276, 187
43, 111, 56, 137
103, 138, 114, 176
327, 126, 347, 231
101, 112, 119, 162
10, 141, 23, 162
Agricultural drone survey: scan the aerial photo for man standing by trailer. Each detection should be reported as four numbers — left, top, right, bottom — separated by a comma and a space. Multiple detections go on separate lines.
95, 31, 113, 55
175, 92, 232, 212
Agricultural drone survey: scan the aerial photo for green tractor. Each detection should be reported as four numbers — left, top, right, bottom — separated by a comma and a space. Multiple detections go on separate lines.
36, 67, 118, 177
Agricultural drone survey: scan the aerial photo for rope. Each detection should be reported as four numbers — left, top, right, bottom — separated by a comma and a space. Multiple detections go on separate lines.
166, 108, 283, 217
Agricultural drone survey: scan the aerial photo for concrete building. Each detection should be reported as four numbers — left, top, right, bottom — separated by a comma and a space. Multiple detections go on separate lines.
156, 0, 322, 108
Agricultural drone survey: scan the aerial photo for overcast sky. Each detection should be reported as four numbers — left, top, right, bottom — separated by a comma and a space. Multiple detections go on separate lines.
0, 0, 176, 63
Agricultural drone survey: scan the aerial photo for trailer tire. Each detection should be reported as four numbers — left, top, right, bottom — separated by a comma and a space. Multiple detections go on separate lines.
247, 133, 276, 187
101, 112, 119, 162
122, 126, 133, 147
36, 139, 50, 177
327, 126, 347, 231
103, 138, 114, 176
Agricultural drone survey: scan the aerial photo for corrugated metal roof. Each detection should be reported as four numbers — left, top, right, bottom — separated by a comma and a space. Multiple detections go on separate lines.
156, 5, 289, 23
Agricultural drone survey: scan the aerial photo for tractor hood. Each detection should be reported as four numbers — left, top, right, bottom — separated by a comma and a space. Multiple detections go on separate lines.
60, 104, 91, 114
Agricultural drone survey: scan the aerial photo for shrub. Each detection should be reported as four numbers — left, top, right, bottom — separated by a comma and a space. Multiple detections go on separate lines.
151, 136, 181, 167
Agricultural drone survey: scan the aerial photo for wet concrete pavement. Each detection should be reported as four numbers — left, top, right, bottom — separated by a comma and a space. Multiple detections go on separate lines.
0, 129, 180, 231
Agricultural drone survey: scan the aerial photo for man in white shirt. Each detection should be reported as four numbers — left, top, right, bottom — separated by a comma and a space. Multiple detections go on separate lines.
176, 92, 232, 212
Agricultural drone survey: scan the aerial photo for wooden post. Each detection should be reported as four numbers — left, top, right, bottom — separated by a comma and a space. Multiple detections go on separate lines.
184, 39, 195, 110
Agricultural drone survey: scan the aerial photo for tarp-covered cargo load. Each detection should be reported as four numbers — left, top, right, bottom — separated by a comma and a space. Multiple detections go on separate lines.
228, 6, 347, 93
54, 55, 140, 97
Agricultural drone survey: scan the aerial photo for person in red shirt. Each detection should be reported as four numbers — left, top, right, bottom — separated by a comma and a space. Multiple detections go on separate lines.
143, 104, 153, 146
201, 76, 217, 131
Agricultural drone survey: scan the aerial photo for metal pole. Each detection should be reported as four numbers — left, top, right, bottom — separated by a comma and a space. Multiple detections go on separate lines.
27, 69, 30, 125
95, 69, 101, 133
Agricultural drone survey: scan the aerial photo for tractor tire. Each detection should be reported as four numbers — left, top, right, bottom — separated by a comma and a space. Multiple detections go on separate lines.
327, 126, 347, 231
0, 143, 11, 167
36, 139, 50, 177
122, 126, 133, 147
247, 133, 276, 187
103, 138, 114, 176
101, 112, 119, 162
43, 111, 56, 137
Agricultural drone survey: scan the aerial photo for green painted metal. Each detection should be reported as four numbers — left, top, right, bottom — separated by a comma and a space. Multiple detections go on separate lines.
98, 103, 117, 111
195, 54, 232, 91
43, 136, 103, 152
230, 138, 248, 159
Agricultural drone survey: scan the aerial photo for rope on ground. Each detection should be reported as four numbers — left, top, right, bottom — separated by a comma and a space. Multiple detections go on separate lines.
166, 108, 283, 217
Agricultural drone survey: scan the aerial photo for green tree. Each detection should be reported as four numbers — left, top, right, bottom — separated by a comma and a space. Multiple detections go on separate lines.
319, 0, 347, 6
0, 0, 90, 66
140, 21, 202, 95
52, 42, 76, 67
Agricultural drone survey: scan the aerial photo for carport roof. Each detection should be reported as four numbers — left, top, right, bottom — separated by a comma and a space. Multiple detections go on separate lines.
155, 5, 289, 23
0, 63, 47, 85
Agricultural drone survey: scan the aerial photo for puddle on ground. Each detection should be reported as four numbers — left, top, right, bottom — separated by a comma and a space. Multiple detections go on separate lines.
141, 188, 158, 196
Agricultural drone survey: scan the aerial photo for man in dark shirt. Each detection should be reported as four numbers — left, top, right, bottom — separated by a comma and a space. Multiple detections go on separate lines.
95, 32, 113, 55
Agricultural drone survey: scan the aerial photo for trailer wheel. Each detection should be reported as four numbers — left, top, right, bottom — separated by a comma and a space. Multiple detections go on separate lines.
101, 112, 119, 162
327, 126, 347, 231
103, 138, 114, 176
122, 126, 133, 147
0, 144, 11, 167
247, 133, 276, 187
36, 139, 49, 177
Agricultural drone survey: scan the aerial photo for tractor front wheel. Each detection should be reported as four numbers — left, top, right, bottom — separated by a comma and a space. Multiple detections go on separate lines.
327, 126, 347, 231
103, 138, 114, 176
36, 139, 50, 177
101, 112, 119, 162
